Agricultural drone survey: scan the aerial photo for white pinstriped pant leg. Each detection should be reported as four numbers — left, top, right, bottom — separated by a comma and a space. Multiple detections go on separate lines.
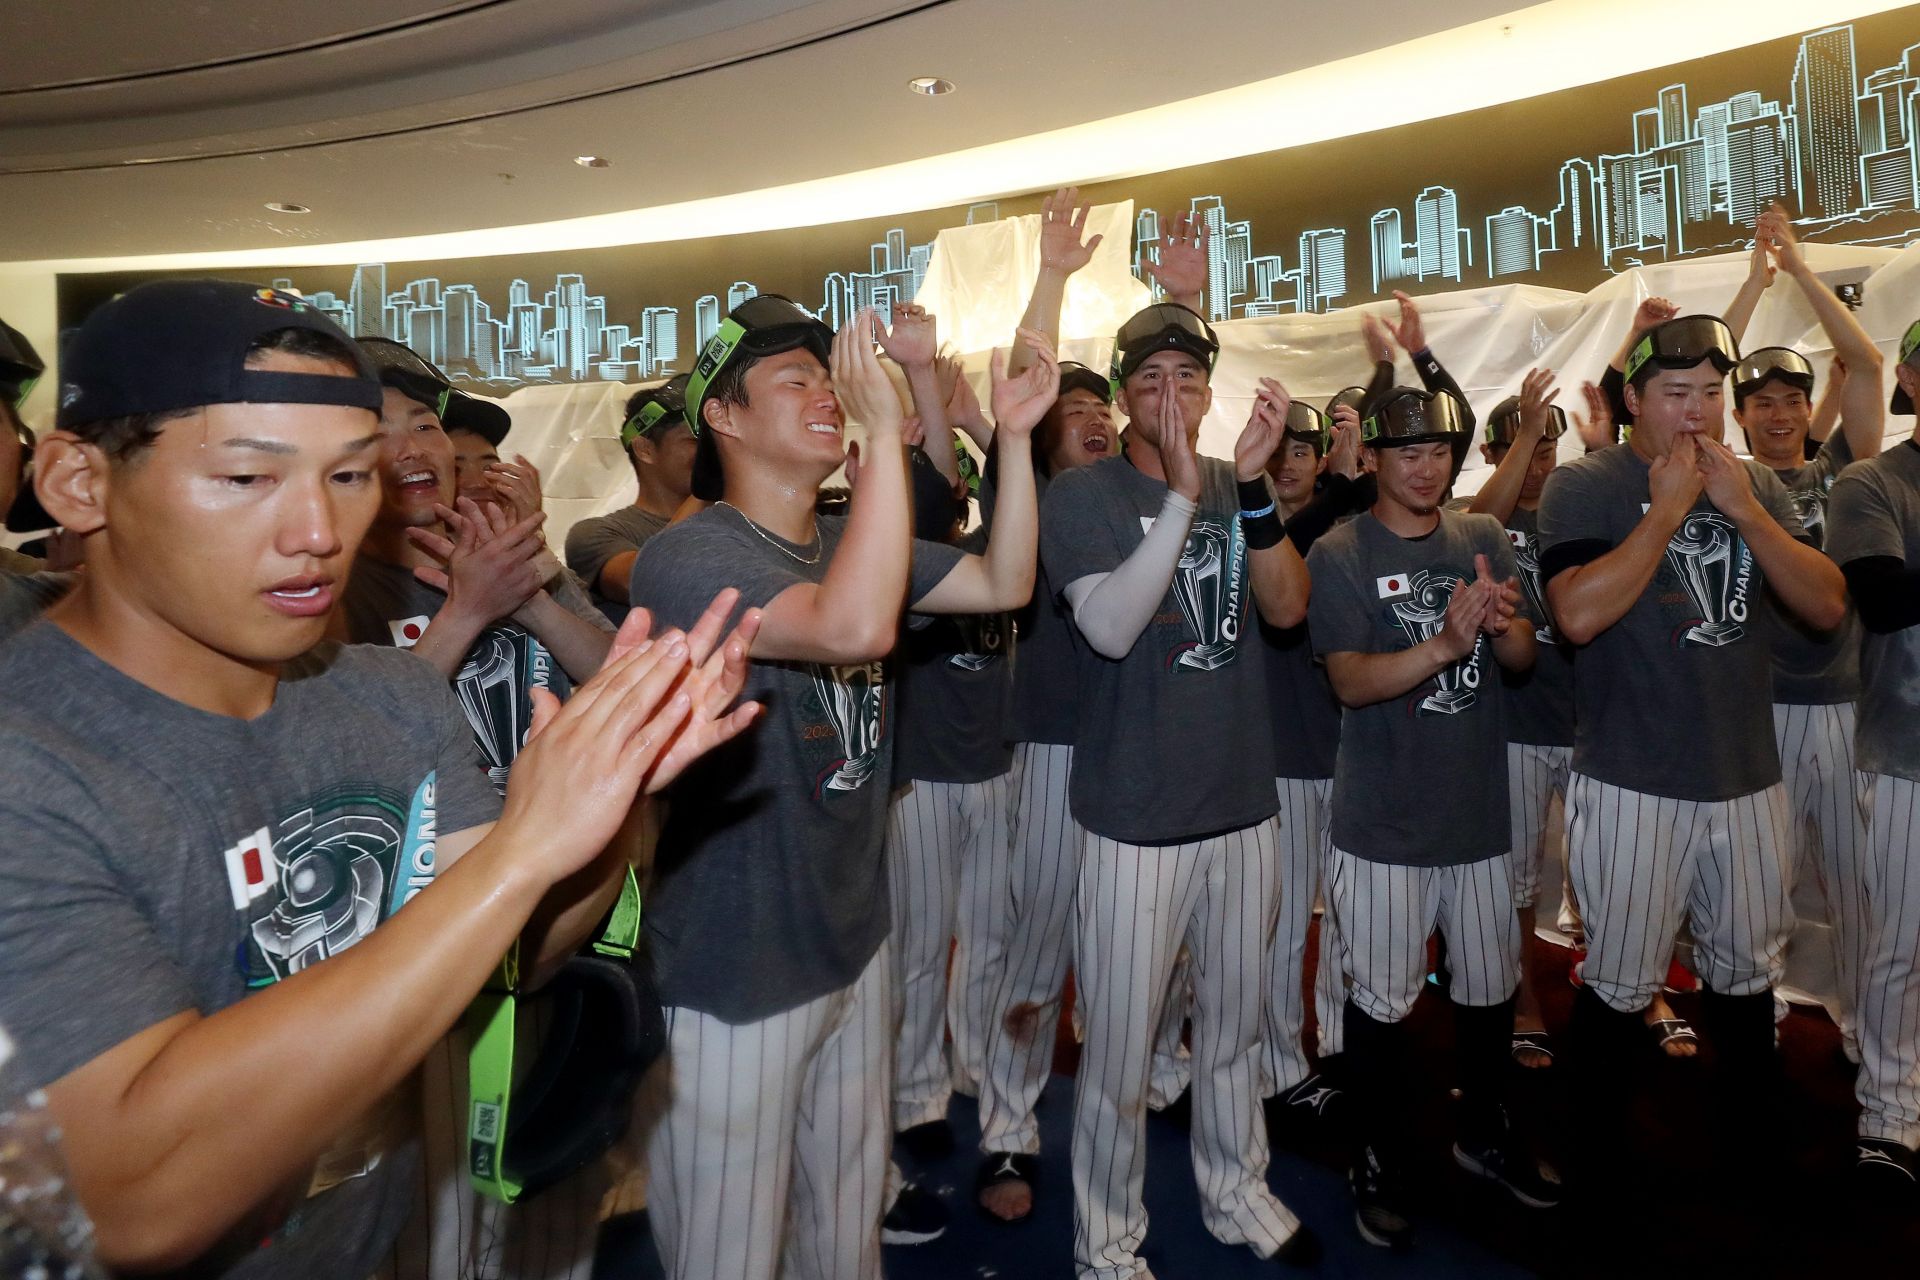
1506, 742, 1572, 911
1328, 850, 1521, 1022
1772, 702, 1872, 1045
1309, 783, 1347, 1058
1687, 783, 1795, 999
885, 781, 962, 1130
1435, 854, 1524, 1007
1262, 777, 1334, 1094
1147, 949, 1194, 1109
646, 944, 893, 1280
947, 770, 1015, 1097
1856, 773, 1920, 1148
1567, 772, 1704, 1014
1184, 818, 1301, 1256
979, 742, 1082, 1155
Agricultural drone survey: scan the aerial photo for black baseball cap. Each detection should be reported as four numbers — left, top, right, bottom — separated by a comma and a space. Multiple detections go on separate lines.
1892, 319, 1920, 416
1, 317, 43, 410
1058, 361, 1113, 405
58, 280, 382, 428
621, 373, 692, 446
357, 336, 511, 443
1110, 303, 1219, 390
684, 295, 833, 502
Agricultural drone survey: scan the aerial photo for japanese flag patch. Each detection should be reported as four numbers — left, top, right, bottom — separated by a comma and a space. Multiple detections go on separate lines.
389, 615, 431, 648
223, 826, 277, 911
1376, 573, 1413, 601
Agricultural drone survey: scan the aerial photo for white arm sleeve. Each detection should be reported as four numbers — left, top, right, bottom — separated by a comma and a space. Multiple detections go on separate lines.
1060, 490, 1197, 659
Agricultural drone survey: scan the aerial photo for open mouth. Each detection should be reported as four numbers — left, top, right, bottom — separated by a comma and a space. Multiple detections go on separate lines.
805, 420, 841, 437
1082, 431, 1111, 454
263, 576, 334, 618
397, 468, 439, 497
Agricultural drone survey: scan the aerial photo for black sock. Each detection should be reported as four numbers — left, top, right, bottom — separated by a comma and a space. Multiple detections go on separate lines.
1697, 988, 1782, 1163
1342, 999, 1413, 1168
1453, 997, 1516, 1144
1567, 986, 1639, 1187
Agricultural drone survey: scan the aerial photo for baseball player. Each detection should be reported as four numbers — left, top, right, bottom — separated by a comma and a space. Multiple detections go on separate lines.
631, 297, 1051, 1280
1040, 302, 1316, 1277
565, 374, 696, 625
1257, 401, 1355, 1123
1825, 317, 1920, 1201
1308, 387, 1556, 1249
1735, 206, 1884, 1060
1465, 370, 1574, 1069
1537, 315, 1848, 1188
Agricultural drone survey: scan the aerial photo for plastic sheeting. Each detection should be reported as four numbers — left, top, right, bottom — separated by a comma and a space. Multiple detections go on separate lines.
499, 232, 1918, 554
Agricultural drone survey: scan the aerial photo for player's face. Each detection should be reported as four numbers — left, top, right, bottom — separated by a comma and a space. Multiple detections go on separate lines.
1518, 436, 1559, 503
725, 350, 845, 484
1041, 389, 1115, 473
374, 388, 456, 528
72, 351, 381, 663
1625, 362, 1726, 455
1734, 380, 1812, 467
641, 423, 700, 501
1266, 438, 1323, 507
447, 429, 499, 505
1371, 440, 1454, 516
1118, 350, 1210, 447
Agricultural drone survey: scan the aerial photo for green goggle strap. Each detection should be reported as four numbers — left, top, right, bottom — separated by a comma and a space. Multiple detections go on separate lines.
620, 399, 671, 446
685, 318, 749, 434
11, 374, 39, 411
466, 864, 642, 1204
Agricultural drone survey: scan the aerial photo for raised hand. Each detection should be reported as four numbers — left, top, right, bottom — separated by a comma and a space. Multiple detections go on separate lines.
1648, 433, 1705, 515
643, 589, 764, 793
1156, 376, 1202, 502
1632, 295, 1680, 336
1517, 367, 1561, 436
1388, 291, 1428, 353
1361, 312, 1396, 366
1695, 435, 1761, 518
1756, 201, 1806, 277
466, 494, 565, 593
1746, 226, 1778, 290
878, 302, 937, 370
1143, 209, 1209, 303
1327, 409, 1362, 480
1038, 186, 1103, 277
843, 440, 862, 492
1233, 377, 1292, 482
1572, 381, 1614, 452
830, 309, 904, 437
408, 496, 546, 622
989, 327, 1061, 438
486, 454, 545, 525
899, 414, 926, 450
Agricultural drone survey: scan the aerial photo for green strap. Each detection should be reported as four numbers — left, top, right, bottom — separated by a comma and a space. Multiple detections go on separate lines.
466, 867, 641, 1203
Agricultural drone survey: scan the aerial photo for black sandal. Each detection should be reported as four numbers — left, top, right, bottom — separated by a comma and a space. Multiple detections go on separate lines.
975, 1151, 1039, 1221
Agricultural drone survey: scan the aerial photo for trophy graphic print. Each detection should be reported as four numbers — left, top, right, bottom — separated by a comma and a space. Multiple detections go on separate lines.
948, 614, 1005, 673
1388, 569, 1480, 715
454, 630, 529, 791
1507, 529, 1556, 643
1147, 515, 1243, 671
812, 661, 886, 793
1663, 512, 1747, 648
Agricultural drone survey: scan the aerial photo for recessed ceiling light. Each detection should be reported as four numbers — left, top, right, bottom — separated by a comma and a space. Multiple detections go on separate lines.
575, 155, 611, 168
264, 201, 310, 214
907, 77, 955, 96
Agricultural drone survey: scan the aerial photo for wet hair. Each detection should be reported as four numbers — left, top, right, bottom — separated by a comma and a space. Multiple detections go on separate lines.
67, 326, 364, 462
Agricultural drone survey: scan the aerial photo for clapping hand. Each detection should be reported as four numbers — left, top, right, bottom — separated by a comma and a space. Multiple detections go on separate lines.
1233, 377, 1292, 482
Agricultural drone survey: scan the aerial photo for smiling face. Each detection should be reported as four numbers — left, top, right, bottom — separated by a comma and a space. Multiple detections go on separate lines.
447, 427, 499, 505
1266, 437, 1323, 508
1734, 378, 1813, 469
1041, 387, 1116, 473
47, 348, 382, 664
1116, 349, 1211, 448
704, 348, 846, 488
373, 387, 457, 528
1369, 439, 1455, 517
1624, 360, 1726, 458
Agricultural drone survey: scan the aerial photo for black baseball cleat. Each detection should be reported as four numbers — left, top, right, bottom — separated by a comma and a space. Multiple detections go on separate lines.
896, 1117, 955, 1163
1349, 1146, 1413, 1250
1276, 1072, 1344, 1121
1269, 1221, 1322, 1267
881, 1183, 949, 1245
1453, 1137, 1564, 1209
1853, 1138, 1918, 1207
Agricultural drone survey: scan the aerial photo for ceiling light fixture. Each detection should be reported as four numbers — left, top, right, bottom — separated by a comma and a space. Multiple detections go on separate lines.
263, 201, 310, 214
907, 77, 955, 96
575, 155, 611, 168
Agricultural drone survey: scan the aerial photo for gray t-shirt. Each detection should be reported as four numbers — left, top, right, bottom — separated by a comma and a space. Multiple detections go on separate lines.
1500, 505, 1576, 747
1308, 510, 1520, 866
630, 507, 963, 1023
0, 624, 500, 1280
1536, 443, 1803, 801
1010, 466, 1081, 746
1041, 454, 1278, 844
1262, 618, 1340, 780
0, 546, 73, 642
342, 556, 614, 792
564, 505, 671, 624
1768, 431, 1862, 705
895, 606, 1015, 784
1825, 440, 1920, 784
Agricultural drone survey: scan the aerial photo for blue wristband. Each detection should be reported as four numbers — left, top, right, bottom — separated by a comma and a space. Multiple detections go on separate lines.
1240, 502, 1277, 520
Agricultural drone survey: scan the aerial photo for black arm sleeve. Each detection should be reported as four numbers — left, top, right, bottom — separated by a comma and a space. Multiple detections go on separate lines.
1284, 473, 1363, 553
1540, 538, 1613, 584
1842, 556, 1920, 633
1410, 348, 1476, 437
1599, 364, 1632, 433
1357, 359, 1395, 420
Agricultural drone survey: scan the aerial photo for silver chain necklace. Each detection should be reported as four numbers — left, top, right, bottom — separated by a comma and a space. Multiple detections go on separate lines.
715, 500, 822, 565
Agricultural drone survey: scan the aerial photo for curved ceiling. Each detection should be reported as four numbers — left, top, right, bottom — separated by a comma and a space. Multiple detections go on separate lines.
0, 0, 1525, 261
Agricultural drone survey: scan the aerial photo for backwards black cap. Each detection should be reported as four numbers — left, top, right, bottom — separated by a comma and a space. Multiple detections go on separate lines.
357, 336, 511, 444
1057, 361, 1114, 405
58, 280, 382, 428
684, 294, 833, 501
1, 317, 43, 410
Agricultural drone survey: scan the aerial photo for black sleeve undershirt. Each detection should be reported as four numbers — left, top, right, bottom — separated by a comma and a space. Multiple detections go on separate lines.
1842, 555, 1920, 633
1540, 538, 1613, 584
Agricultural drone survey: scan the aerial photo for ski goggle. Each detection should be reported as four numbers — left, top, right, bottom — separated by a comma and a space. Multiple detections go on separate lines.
1325, 385, 1368, 419
1361, 388, 1470, 447
620, 373, 691, 445
1057, 361, 1114, 405
1623, 315, 1739, 383
4, 374, 38, 411
1283, 400, 1329, 453
1893, 319, 1920, 415
685, 294, 832, 434
1485, 395, 1567, 445
1109, 303, 1220, 390
1732, 347, 1814, 402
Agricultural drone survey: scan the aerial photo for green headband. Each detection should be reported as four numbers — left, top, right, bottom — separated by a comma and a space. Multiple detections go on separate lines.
620, 399, 673, 445
685, 317, 749, 436
10, 373, 39, 412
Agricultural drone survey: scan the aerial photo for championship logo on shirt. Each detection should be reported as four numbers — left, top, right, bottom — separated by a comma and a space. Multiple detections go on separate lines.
1143, 515, 1247, 671
948, 614, 1006, 672
811, 661, 887, 795
1385, 568, 1482, 715
1787, 475, 1835, 546
452, 623, 560, 793
237, 776, 440, 986
1655, 510, 1753, 648
1506, 529, 1556, 643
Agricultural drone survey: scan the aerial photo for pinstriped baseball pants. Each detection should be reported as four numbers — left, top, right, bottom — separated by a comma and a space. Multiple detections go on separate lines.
1261, 776, 1346, 1095
1857, 772, 1920, 1149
